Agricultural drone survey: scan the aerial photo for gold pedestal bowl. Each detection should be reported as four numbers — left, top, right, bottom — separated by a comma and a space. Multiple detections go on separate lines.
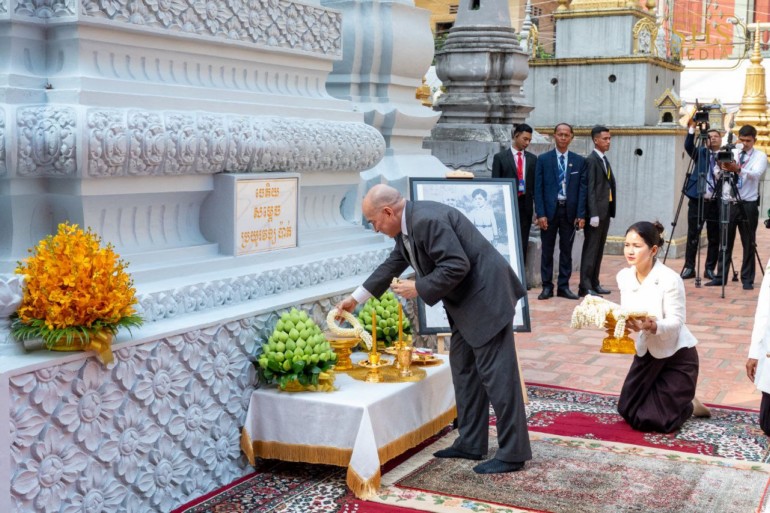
600, 312, 637, 354
325, 331, 360, 371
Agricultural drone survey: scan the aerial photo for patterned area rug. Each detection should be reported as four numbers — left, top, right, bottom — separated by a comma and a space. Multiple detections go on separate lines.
173, 385, 770, 512
382, 432, 770, 513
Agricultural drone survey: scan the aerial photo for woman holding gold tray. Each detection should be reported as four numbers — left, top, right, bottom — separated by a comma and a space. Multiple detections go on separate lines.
616, 221, 710, 434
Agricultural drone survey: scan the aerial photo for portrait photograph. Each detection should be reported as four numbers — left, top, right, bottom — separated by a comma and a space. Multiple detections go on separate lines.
409, 177, 532, 333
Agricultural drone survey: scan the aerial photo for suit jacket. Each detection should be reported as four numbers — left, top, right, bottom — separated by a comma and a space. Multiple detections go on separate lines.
534, 149, 587, 222
584, 150, 616, 220
749, 258, 770, 393
683, 131, 715, 200
363, 201, 526, 348
492, 147, 536, 216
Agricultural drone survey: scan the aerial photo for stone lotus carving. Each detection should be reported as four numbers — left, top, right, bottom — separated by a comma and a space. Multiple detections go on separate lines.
78, 0, 342, 57
0, 275, 24, 335
86, 109, 385, 177
14, 0, 75, 17
7, 299, 340, 511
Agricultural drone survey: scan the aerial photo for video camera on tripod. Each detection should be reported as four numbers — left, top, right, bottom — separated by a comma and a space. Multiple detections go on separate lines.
692, 101, 720, 126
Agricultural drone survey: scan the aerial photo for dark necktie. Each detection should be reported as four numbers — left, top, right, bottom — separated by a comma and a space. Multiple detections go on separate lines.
516, 151, 524, 196
740, 151, 747, 166
603, 156, 613, 202
558, 154, 566, 195
708, 152, 716, 192
401, 233, 419, 276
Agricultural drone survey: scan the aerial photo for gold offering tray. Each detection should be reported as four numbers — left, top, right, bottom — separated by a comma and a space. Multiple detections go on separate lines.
411, 355, 442, 366
600, 312, 653, 354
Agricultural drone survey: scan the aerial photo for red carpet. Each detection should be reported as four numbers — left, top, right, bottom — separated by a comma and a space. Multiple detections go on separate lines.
174, 384, 769, 512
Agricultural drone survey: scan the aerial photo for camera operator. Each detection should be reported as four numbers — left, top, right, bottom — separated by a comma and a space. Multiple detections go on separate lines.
681, 118, 721, 280
707, 125, 767, 290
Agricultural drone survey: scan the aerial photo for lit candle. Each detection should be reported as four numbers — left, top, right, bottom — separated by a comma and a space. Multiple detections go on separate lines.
398, 303, 403, 345
371, 311, 377, 351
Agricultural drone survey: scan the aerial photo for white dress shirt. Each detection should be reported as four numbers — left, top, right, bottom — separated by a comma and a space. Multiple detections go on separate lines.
748, 258, 770, 393
351, 208, 412, 304
616, 260, 698, 358
715, 147, 767, 201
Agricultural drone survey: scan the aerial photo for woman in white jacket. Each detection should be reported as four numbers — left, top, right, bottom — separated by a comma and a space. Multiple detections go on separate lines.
616, 221, 710, 433
746, 258, 770, 435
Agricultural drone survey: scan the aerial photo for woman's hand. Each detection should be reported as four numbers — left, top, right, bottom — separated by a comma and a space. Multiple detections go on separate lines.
627, 316, 657, 334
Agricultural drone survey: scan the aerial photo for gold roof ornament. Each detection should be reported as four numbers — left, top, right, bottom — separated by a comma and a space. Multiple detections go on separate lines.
632, 17, 658, 56
556, 0, 571, 12
415, 77, 432, 107
569, 0, 632, 9
734, 27, 770, 156
653, 88, 681, 125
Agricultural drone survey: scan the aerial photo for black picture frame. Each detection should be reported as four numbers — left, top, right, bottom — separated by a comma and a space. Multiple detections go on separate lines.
409, 177, 531, 333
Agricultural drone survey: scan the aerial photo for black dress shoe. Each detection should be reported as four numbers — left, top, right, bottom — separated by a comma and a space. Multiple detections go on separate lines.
557, 288, 580, 300
433, 447, 483, 460
743, 283, 754, 290
473, 458, 525, 474
583, 289, 603, 297
705, 279, 725, 287
594, 285, 611, 295
704, 269, 716, 280
537, 288, 554, 300
680, 268, 695, 279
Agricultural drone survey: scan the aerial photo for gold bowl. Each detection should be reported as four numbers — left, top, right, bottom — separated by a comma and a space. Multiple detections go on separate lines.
324, 331, 360, 371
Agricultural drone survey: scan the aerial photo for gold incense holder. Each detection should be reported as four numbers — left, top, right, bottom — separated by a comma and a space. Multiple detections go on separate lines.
324, 331, 360, 371
358, 352, 393, 382
600, 312, 636, 354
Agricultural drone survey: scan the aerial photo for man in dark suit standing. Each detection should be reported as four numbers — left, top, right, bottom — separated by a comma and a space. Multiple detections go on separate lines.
534, 123, 587, 300
336, 184, 532, 474
681, 118, 721, 281
492, 123, 536, 265
579, 125, 616, 297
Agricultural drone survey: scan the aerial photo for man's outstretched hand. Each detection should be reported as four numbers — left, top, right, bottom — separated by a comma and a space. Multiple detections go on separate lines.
390, 278, 418, 299
335, 296, 358, 315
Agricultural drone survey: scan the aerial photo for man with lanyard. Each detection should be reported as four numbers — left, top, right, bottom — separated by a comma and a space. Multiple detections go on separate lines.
707, 124, 767, 290
681, 119, 721, 281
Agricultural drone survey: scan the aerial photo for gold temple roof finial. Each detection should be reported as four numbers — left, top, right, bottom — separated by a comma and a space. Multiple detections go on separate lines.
734, 26, 770, 157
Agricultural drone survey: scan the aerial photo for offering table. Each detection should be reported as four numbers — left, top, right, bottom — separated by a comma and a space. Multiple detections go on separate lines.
241, 353, 455, 498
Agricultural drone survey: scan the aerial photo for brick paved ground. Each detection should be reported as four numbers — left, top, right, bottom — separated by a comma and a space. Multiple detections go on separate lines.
517, 222, 770, 409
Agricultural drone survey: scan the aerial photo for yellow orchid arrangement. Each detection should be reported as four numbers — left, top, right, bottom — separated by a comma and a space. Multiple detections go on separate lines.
10, 222, 142, 363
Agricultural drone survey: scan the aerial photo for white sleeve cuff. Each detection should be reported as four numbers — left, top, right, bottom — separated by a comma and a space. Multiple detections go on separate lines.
688, 127, 695, 134
351, 286, 373, 305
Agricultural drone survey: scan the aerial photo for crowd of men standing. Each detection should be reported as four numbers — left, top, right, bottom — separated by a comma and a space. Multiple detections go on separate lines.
493, 123, 619, 299
492, 121, 767, 297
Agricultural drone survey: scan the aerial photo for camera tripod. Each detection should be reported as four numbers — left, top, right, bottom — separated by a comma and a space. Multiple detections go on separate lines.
663, 124, 721, 287
712, 169, 765, 298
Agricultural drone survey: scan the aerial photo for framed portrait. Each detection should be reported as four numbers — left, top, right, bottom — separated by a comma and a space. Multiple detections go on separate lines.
409, 177, 531, 333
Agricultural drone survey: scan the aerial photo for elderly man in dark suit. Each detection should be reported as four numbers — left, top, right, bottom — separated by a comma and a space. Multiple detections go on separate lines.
336, 184, 532, 474
579, 125, 616, 297
492, 123, 536, 265
534, 123, 587, 300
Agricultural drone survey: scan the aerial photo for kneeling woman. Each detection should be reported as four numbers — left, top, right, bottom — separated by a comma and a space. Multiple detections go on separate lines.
616, 221, 710, 433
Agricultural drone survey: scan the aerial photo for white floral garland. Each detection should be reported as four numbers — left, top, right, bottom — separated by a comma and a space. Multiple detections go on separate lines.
570, 295, 647, 339
326, 308, 373, 351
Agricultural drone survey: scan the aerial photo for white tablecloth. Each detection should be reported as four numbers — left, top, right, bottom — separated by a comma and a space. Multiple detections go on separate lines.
241, 353, 456, 498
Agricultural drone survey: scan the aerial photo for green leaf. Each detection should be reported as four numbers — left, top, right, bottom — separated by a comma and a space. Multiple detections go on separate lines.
291, 360, 306, 374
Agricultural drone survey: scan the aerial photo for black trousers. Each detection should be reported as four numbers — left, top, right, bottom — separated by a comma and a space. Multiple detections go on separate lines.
448, 322, 532, 463
760, 392, 770, 436
684, 198, 719, 272
540, 203, 576, 290
580, 216, 610, 292
717, 199, 759, 285
519, 195, 533, 265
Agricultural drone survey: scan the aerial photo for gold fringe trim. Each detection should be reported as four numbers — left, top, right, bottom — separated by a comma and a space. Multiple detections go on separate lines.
347, 465, 380, 500
377, 406, 457, 465
241, 406, 457, 499
241, 432, 353, 467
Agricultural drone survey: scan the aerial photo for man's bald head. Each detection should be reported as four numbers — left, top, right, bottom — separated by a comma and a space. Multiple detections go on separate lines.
362, 184, 406, 238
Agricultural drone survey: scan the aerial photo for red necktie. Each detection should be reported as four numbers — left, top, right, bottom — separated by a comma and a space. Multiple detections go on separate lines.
516, 151, 524, 196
